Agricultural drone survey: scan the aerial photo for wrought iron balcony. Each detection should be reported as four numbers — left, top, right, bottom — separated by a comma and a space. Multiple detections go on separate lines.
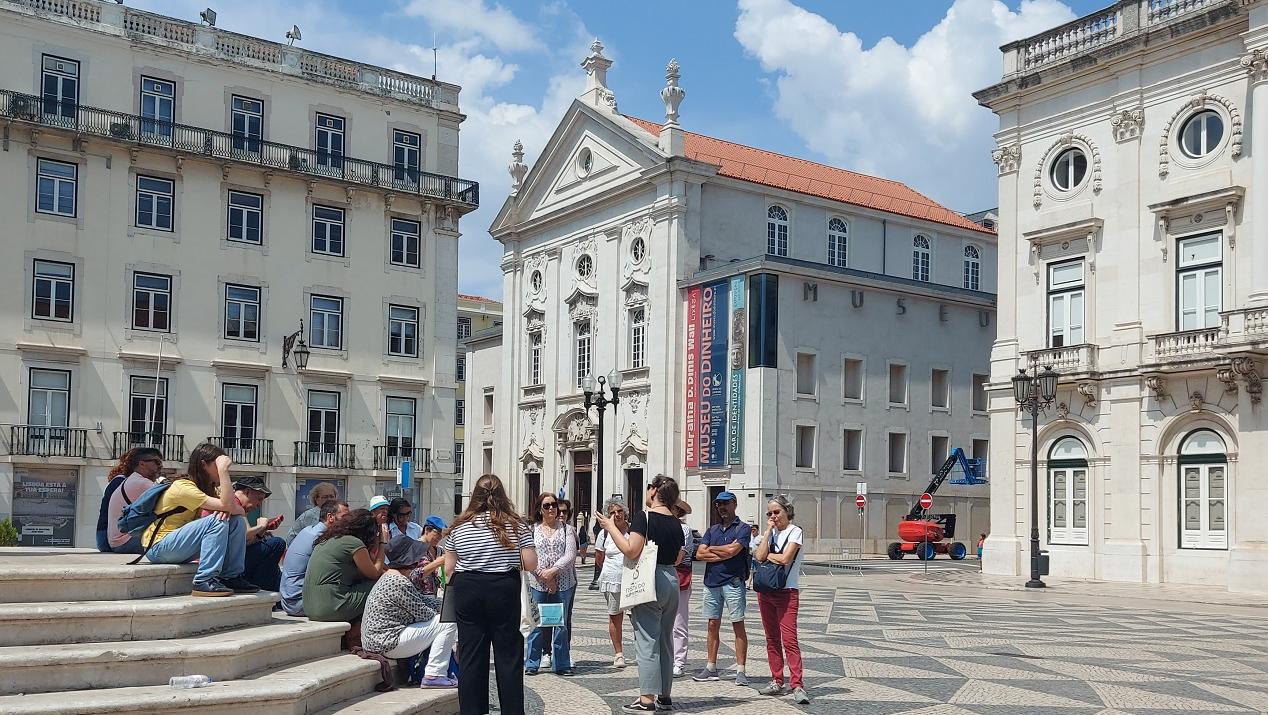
113, 431, 187, 461
207, 437, 275, 466
1, 90, 479, 209
294, 441, 356, 470
374, 446, 431, 472
9, 425, 88, 458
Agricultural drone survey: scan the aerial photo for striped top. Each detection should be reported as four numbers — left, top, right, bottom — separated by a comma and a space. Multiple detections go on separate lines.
443, 515, 534, 573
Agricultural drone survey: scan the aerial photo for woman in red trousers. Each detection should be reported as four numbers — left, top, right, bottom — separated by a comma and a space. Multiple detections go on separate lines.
753, 496, 809, 705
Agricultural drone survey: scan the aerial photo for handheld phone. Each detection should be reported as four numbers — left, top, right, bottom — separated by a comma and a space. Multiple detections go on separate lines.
266, 514, 285, 531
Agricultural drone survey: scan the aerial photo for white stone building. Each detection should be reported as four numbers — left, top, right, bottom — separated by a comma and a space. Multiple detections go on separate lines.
0, 0, 477, 546
474, 44, 997, 552
976, 0, 1268, 592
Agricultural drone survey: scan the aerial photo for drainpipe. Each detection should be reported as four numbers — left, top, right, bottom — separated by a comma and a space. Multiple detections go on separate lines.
881, 219, 888, 274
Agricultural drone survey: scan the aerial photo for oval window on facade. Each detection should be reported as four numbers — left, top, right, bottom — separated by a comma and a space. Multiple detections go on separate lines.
1050, 148, 1088, 192
1179, 110, 1224, 159
576, 254, 594, 280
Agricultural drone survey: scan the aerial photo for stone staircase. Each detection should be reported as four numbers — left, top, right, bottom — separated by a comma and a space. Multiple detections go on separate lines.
0, 549, 458, 715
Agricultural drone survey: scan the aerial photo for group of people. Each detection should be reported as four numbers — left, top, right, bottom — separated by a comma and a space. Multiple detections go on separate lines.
100, 449, 810, 712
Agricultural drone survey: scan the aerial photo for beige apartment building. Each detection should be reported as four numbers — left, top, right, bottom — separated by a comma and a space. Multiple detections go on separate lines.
0, 0, 478, 546
454, 293, 501, 513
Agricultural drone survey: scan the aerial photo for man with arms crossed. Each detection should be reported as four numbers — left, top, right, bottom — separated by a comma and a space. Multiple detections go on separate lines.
693, 491, 751, 685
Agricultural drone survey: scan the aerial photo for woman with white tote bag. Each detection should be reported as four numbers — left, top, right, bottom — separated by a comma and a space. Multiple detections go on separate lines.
595, 475, 685, 713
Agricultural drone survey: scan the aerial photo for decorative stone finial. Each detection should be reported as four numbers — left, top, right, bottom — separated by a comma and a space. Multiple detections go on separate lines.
661, 58, 684, 126
581, 38, 616, 112
508, 139, 528, 195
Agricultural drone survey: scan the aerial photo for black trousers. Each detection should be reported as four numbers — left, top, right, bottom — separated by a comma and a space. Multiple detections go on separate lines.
454, 570, 525, 715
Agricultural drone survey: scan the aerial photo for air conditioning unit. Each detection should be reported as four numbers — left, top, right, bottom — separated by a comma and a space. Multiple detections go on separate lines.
10, 95, 36, 120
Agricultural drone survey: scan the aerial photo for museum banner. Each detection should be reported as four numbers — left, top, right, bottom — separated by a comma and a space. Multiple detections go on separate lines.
727, 275, 746, 465
698, 280, 729, 468
685, 286, 701, 468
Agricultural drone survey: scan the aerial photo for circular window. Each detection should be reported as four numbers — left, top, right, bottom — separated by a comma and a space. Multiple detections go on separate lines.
576, 254, 593, 280
1179, 110, 1224, 158
631, 236, 646, 264
1050, 148, 1088, 192
577, 148, 593, 177
529, 270, 543, 293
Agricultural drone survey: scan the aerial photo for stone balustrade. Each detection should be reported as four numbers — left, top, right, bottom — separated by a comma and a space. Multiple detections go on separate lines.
1024, 344, 1099, 373
1152, 324, 1226, 359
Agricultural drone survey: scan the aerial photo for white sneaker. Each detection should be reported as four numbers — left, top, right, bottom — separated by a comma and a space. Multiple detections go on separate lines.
614, 653, 626, 668
541, 654, 552, 669
672, 664, 684, 678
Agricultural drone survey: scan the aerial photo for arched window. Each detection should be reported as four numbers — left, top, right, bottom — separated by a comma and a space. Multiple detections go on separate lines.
963, 244, 981, 291
1179, 429, 1227, 550
1048, 437, 1089, 545
827, 218, 848, 267
912, 235, 931, 282
767, 205, 789, 257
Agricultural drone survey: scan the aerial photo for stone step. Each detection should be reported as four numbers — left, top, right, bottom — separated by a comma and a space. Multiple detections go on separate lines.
314, 687, 459, 714
0, 592, 279, 646
0, 549, 194, 603
0, 616, 348, 695
0, 654, 382, 715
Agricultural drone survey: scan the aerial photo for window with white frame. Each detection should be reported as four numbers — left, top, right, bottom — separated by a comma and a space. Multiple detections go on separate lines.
1048, 437, 1089, 545
843, 357, 863, 401
457, 316, 472, 339
309, 295, 343, 349
888, 432, 907, 474
28, 368, 70, 428
227, 191, 263, 244
827, 218, 848, 267
796, 352, 817, 395
230, 96, 263, 153
128, 376, 167, 441
529, 330, 543, 385
390, 218, 421, 267
1179, 111, 1223, 159
388, 304, 419, 357
575, 320, 592, 388
393, 130, 421, 183
306, 390, 340, 453
931, 435, 949, 474
1176, 234, 1221, 331
972, 373, 988, 412
1050, 147, 1087, 192
455, 399, 465, 426
1047, 260, 1085, 347
132, 272, 171, 331
483, 446, 493, 474
312, 206, 345, 256
795, 425, 816, 469
41, 55, 79, 119
1179, 429, 1227, 550
629, 307, 646, 369
912, 235, 931, 282
36, 158, 77, 216
32, 260, 74, 322
220, 383, 257, 449
224, 284, 260, 341
843, 428, 862, 471
315, 113, 345, 170
767, 205, 789, 256
931, 368, 950, 409
136, 176, 174, 231
888, 363, 907, 405
385, 397, 416, 456
963, 245, 981, 290
140, 76, 174, 137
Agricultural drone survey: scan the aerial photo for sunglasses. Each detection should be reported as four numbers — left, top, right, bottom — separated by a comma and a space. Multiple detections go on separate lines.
398, 511, 413, 517
608, 511, 624, 517
541, 503, 558, 509
765, 510, 783, 517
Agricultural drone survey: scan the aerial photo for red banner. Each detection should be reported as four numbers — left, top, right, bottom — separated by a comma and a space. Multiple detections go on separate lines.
684, 286, 701, 468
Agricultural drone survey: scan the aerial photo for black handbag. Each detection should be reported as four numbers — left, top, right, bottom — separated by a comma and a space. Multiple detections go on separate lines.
752, 532, 790, 594
440, 573, 457, 623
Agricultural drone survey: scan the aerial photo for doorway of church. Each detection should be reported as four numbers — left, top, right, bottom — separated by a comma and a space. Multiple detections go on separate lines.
572, 450, 593, 519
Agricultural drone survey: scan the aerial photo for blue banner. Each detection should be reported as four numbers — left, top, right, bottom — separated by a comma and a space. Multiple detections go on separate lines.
699, 280, 729, 468
727, 276, 746, 465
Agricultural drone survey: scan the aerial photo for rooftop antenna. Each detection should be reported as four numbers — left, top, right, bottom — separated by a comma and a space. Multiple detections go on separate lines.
199, 7, 216, 26
432, 32, 438, 81
286, 24, 302, 46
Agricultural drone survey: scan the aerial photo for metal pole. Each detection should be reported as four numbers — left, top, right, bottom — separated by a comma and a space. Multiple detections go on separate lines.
1026, 391, 1046, 588
151, 335, 165, 445
594, 399, 604, 523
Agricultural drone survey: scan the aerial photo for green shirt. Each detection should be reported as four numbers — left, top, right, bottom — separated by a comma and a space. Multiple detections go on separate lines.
303, 535, 374, 622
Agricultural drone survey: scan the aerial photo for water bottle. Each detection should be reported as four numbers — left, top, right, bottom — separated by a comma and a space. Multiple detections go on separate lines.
169, 675, 213, 688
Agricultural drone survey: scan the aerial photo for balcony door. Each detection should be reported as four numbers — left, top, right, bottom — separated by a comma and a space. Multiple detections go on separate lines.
221, 383, 258, 456
315, 113, 345, 172
41, 55, 78, 121
28, 368, 70, 454
1047, 260, 1084, 348
1176, 234, 1221, 331
385, 396, 416, 464
129, 376, 168, 445
306, 390, 340, 466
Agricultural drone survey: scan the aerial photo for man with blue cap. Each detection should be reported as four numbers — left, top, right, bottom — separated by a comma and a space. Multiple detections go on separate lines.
693, 491, 751, 685
409, 515, 448, 596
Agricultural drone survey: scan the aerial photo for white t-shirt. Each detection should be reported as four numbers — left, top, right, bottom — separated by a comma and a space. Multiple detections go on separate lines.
595, 530, 626, 592
768, 524, 805, 590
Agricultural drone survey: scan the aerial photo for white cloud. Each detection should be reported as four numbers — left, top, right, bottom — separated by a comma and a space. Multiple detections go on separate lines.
734, 0, 1077, 212
402, 0, 542, 53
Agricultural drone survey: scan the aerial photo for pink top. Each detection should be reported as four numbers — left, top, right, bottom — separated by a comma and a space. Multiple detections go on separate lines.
107, 473, 155, 547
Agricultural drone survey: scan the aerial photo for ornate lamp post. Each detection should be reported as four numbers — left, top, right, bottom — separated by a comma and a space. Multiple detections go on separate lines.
1012, 364, 1059, 588
582, 370, 622, 519
282, 320, 311, 370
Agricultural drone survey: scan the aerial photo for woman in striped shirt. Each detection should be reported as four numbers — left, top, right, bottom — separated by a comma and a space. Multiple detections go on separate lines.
443, 474, 537, 715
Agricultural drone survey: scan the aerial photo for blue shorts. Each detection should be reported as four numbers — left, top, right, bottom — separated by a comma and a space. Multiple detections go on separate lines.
702, 578, 747, 622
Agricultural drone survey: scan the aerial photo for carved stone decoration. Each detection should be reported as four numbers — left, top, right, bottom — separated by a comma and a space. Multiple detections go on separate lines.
1233, 357, 1263, 404
621, 217, 653, 284
1055, 402, 1070, 420
1033, 132, 1102, 209
508, 139, 528, 195
1190, 391, 1204, 412
1076, 382, 1097, 407
568, 294, 599, 334
1145, 375, 1169, 399
522, 253, 549, 309
1217, 366, 1239, 395
991, 144, 1020, 175
1158, 91, 1243, 178
1241, 49, 1268, 84
581, 39, 616, 112
1110, 105, 1145, 142
661, 59, 685, 126
561, 413, 594, 447
526, 309, 547, 341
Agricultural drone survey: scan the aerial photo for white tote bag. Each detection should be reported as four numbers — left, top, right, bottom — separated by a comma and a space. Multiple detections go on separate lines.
619, 539, 659, 610
519, 570, 542, 636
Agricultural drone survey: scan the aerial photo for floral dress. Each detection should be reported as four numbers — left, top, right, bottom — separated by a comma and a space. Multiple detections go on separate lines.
527, 523, 577, 593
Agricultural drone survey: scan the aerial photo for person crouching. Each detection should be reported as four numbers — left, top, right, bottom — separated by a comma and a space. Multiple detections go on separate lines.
361, 535, 459, 688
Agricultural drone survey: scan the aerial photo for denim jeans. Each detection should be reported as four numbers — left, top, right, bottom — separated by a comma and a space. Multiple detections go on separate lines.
244, 534, 285, 591
524, 585, 575, 672
146, 515, 246, 584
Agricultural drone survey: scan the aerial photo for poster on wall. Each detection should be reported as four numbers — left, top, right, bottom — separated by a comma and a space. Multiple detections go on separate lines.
685, 278, 749, 468
13, 469, 78, 547
295, 478, 346, 519
698, 280, 730, 468
727, 275, 747, 465
685, 286, 701, 468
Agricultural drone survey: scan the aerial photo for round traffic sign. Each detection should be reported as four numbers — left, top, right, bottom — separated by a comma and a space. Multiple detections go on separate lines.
919, 492, 934, 510
855, 494, 867, 508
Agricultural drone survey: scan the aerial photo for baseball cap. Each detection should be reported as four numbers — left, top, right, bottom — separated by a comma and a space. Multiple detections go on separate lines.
384, 534, 430, 568
424, 515, 448, 531
232, 476, 272, 497
714, 491, 737, 503
368, 495, 390, 511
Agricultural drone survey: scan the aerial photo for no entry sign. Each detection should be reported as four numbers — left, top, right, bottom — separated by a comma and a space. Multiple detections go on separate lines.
919, 492, 934, 510
855, 494, 867, 508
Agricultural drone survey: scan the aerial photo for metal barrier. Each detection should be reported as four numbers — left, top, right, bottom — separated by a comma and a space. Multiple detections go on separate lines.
827, 541, 866, 575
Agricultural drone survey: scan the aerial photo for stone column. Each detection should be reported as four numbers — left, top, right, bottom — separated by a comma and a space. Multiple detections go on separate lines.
1243, 49, 1268, 304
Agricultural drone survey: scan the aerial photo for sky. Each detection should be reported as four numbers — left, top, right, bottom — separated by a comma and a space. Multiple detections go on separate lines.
131, 0, 1111, 300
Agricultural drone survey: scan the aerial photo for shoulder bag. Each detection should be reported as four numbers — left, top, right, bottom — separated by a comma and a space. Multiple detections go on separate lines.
753, 530, 792, 594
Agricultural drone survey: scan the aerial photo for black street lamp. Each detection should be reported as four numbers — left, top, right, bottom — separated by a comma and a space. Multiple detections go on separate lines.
582, 370, 622, 520
282, 320, 311, 370
1012, 363, 1059, 588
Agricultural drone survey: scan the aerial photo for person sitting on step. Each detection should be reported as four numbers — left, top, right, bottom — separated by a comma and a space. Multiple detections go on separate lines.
280, 499, 350, 616
304, 507, 389, 645
223, 476, 286, 592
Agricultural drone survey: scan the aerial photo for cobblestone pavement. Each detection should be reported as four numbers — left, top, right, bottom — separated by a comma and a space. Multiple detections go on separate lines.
490, 573, 1268, 714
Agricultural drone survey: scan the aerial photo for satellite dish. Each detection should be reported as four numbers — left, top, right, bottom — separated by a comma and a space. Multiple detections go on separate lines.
286, 24, 302, 45
199, 7, 216, 25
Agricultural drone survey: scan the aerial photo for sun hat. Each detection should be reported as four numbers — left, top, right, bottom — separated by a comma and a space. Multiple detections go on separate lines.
368, 495, 390, 511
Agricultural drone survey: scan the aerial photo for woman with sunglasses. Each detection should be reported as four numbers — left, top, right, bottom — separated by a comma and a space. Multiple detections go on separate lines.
753, 496, 809, 704
596, 475, 685, 713
593, 498, 631, 668
524, 492, 577, 676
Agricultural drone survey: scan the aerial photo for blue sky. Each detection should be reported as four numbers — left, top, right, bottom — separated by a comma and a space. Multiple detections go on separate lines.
135, 0, 1110, 299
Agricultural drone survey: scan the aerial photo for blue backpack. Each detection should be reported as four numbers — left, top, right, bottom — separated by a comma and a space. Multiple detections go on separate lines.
117, 481, 189, 564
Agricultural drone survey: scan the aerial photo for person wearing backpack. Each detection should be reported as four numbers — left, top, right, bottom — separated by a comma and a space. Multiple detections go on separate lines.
143, 442, 258, 597
98, 447, 163, 554
753, 495, 808, 705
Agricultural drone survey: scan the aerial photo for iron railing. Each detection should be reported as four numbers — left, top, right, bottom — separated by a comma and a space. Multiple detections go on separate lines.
373, 446, 431, 472
207, 437, 275, 466
113, 431, 186, 461
294, 441, 356, 469
1, 90, 479, 209
9, 425, 88, 458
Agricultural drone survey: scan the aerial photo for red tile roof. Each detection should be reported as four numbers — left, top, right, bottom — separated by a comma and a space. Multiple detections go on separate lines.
458, 293, 502, 306
625, 117, 994, 236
